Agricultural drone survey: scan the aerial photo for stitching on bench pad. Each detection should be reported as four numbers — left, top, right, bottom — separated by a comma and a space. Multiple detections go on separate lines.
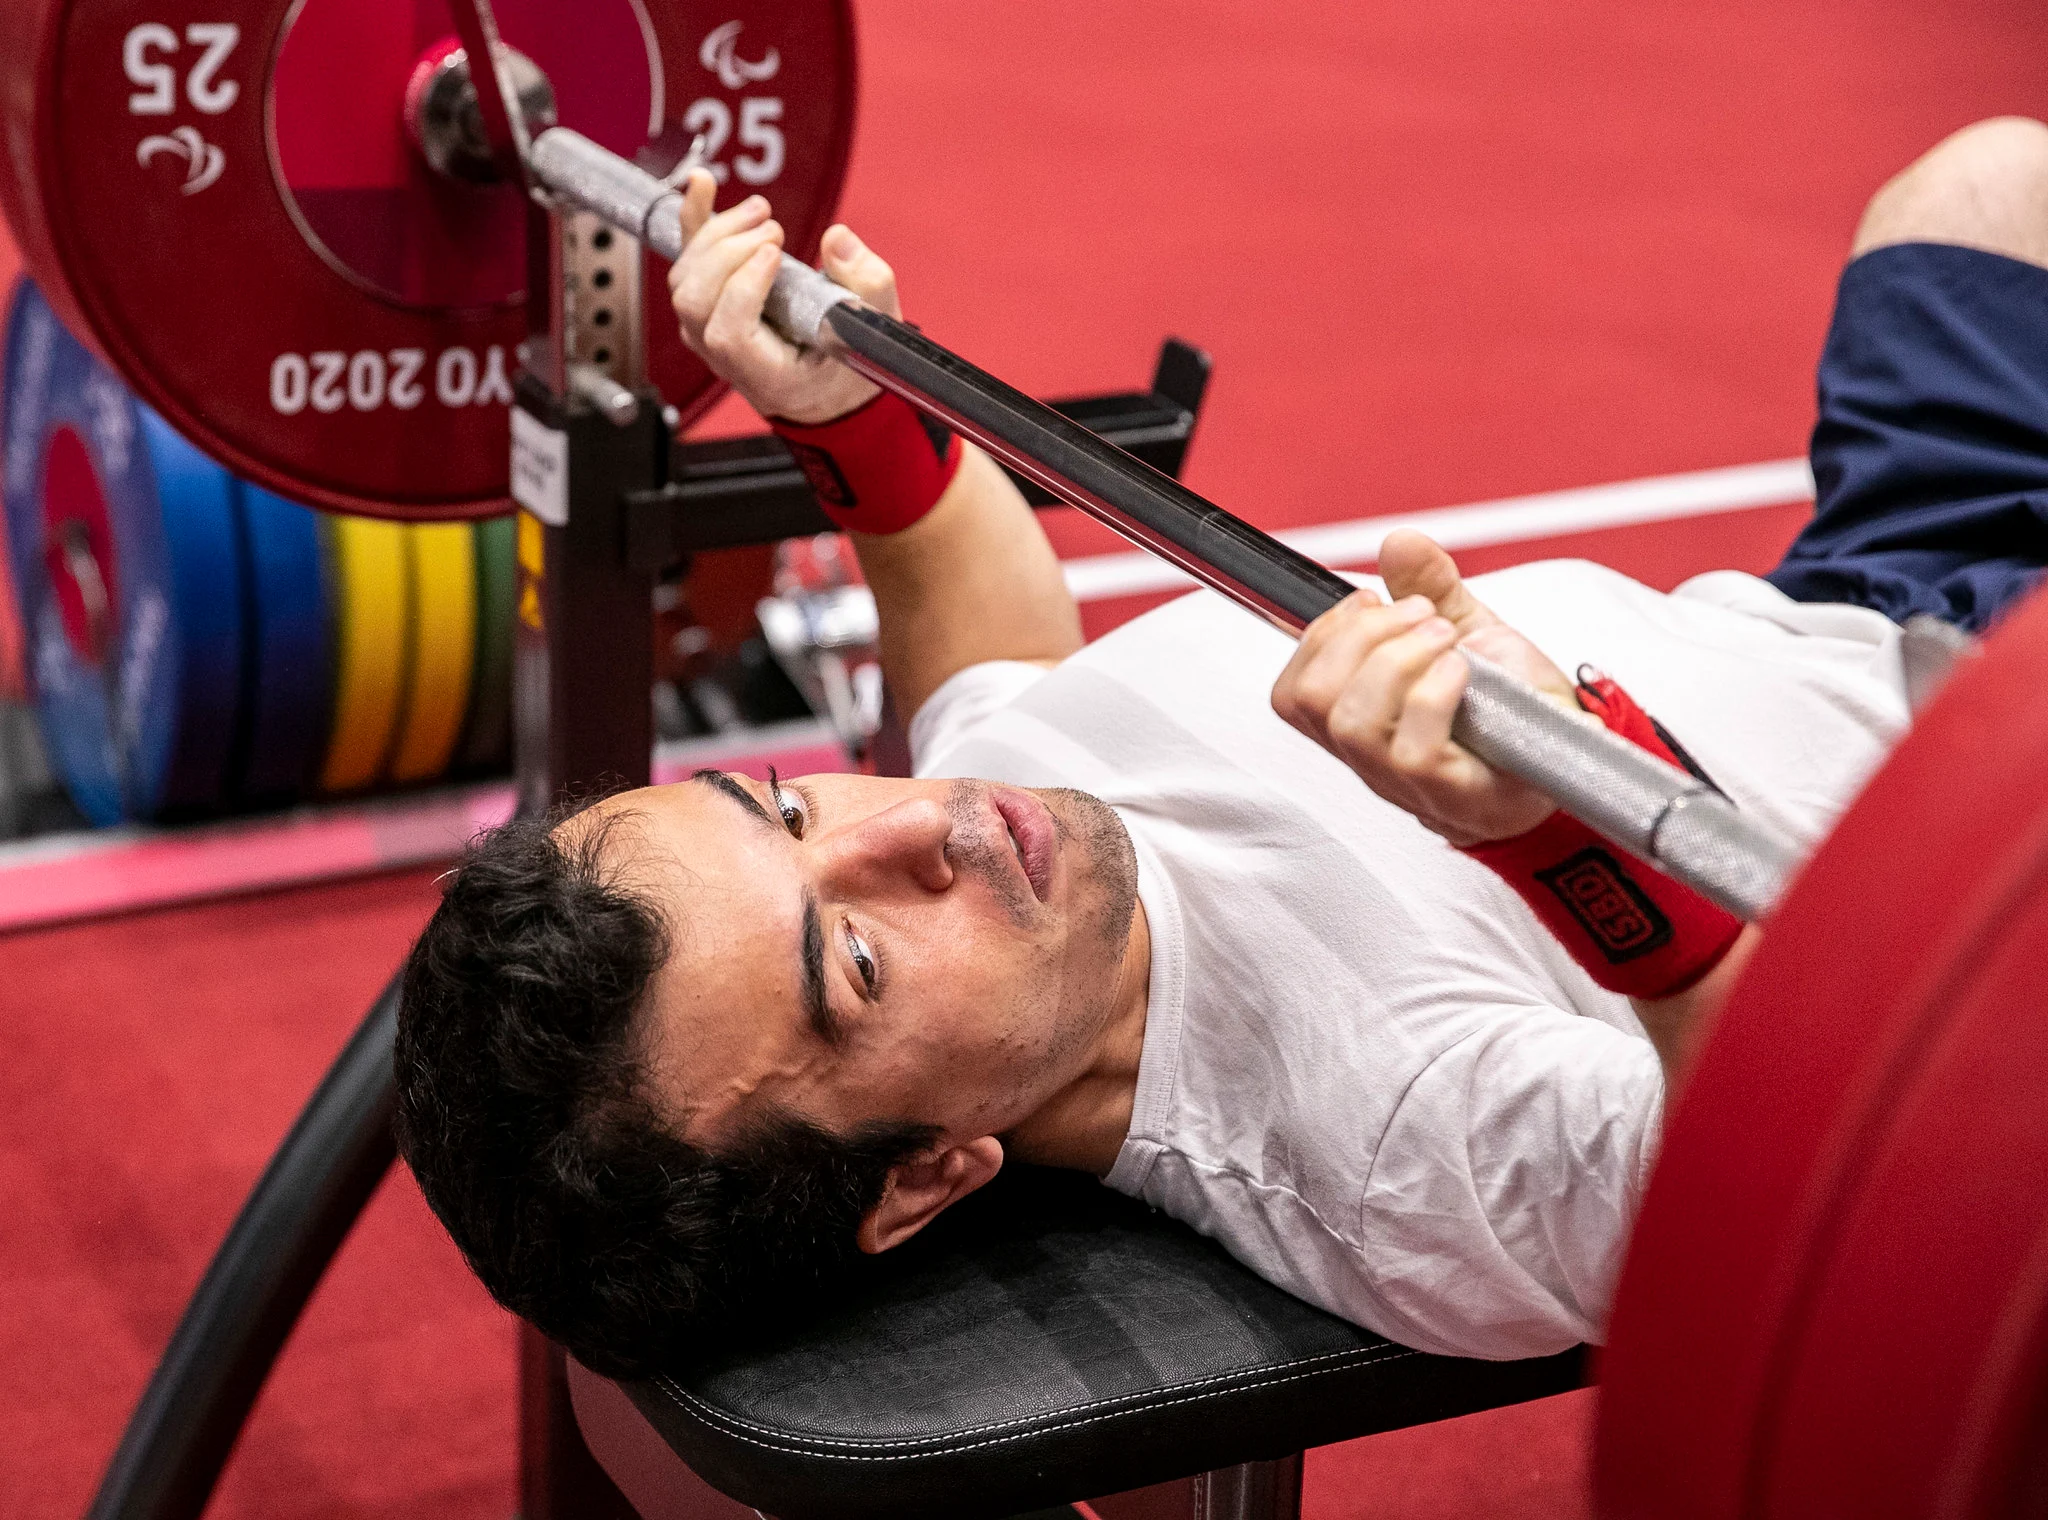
651, 1342, 1419, 1460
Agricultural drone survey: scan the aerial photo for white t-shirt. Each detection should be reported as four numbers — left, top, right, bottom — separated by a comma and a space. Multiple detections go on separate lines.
908, 561, 1912, 1359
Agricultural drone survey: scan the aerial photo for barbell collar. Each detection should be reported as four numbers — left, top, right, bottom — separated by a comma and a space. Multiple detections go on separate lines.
407, 44, 556, 186
442, 0, 533, 189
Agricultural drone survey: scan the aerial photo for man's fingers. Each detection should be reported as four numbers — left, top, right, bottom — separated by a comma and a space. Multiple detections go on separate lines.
672, 221, 785, 339
1292, 587, 1384, 663
1275, 559, 1569, 848
819, 224, 901, 318
1385, 647, 1470, 774
660, 192, 898, 424
1378, 530, 1498, 633
675, 168, 719, 247
1325, 617, 1460, 749
676, 192, 773, 272
1280, 593, 1432, 721
1289, 587, 1411, 674
700, 242, 788, 366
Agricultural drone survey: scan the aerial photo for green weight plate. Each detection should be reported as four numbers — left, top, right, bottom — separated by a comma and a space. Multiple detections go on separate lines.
456, 513, 515, 774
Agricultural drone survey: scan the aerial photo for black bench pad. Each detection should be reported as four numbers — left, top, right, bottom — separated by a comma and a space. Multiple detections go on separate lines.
609, 1167, 1584, 1520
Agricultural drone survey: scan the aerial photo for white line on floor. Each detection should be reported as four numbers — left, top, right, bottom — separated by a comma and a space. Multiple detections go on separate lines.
1059, 456, 1815, 604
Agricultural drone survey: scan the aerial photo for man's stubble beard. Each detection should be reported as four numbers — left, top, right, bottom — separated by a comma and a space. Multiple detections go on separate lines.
1037, 786, 1140, 953
938, 781, 1137, 948
1030, 786, 1141, 1075
938, 780, 1141, 1075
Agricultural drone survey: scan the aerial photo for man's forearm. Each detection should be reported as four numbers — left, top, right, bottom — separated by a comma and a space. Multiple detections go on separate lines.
1630, 925, 1761, 1092
850, 442, 1083, 720
659, 194, 1081, 716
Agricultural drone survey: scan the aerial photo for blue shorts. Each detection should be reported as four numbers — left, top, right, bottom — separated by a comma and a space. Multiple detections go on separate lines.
1766, 242, 2048, 632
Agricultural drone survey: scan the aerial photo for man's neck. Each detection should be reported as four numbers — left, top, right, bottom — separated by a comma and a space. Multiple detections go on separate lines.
1004, 899, 1152, 1177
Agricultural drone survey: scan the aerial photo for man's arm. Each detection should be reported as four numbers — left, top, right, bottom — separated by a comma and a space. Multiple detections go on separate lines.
1628, 924, 1757, 1092
666, 174, 1082, 719
848, 445, 1082, 720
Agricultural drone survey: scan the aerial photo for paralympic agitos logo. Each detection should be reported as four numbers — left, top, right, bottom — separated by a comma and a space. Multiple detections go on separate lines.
699, 21, 780, 90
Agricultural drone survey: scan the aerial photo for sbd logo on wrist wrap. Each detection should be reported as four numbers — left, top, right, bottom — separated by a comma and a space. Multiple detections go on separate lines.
771, 390, 963, 534
783, 440, 856, 509
1460, 672, 1741, 999
1534, 847, 1675, 963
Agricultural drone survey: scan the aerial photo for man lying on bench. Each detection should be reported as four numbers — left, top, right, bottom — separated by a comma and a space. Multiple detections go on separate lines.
393, 118, 2048, 1380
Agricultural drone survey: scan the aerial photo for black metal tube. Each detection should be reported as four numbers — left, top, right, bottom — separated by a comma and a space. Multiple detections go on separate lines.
85, 981, 402, 1520
826, 304, 1353, 635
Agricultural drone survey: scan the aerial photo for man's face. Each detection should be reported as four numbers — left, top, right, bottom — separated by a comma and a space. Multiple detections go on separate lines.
582, 771, 1142, 1151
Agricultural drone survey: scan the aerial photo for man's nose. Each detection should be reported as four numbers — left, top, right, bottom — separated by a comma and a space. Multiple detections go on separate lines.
816, 797, 955, 895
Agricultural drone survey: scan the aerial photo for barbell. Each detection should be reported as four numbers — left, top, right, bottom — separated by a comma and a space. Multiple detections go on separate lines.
2, 3, 2041, 1512
504, 46, 1802, 920
0, 0, 1799, 914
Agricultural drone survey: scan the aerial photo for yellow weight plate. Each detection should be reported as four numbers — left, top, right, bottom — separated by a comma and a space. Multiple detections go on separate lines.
387, 522, 477, 785
319, 515, 411, 794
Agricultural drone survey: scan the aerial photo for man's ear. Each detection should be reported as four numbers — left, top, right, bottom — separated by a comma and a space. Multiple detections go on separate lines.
857, 1137, 1004, 1254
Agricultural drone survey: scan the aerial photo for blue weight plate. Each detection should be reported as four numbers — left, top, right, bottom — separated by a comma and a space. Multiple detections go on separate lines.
0, 277, 25, 706
2, 281, 244, 824
235, 484, 334, 804
0, 445, 24, 705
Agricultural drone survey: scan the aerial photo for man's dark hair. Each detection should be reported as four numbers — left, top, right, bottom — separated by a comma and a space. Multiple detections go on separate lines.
393, 808, 939, 1378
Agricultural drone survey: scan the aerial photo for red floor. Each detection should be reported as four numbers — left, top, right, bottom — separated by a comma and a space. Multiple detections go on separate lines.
0, 873, 499, 1520
5, 1, 2046, 1517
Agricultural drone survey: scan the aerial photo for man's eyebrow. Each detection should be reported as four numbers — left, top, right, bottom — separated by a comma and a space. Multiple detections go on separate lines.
690, 768, 775, 831
800, 889, 840, 1046
691, 768, 837, 1044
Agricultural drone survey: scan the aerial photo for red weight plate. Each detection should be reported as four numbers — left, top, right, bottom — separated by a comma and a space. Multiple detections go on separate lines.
0, 0, 854, 519
1754, 882, 2048, 1520
1595, 586, 2048, 1520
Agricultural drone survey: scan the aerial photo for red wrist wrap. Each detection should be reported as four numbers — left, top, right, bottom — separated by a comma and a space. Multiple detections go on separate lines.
1461, 672, 1742, 1001
771, 390, 963, 535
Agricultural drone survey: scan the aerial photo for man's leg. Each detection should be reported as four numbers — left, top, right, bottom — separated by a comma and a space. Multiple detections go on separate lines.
1766, 117, 2048, 633
1853, 116, 2048, 267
